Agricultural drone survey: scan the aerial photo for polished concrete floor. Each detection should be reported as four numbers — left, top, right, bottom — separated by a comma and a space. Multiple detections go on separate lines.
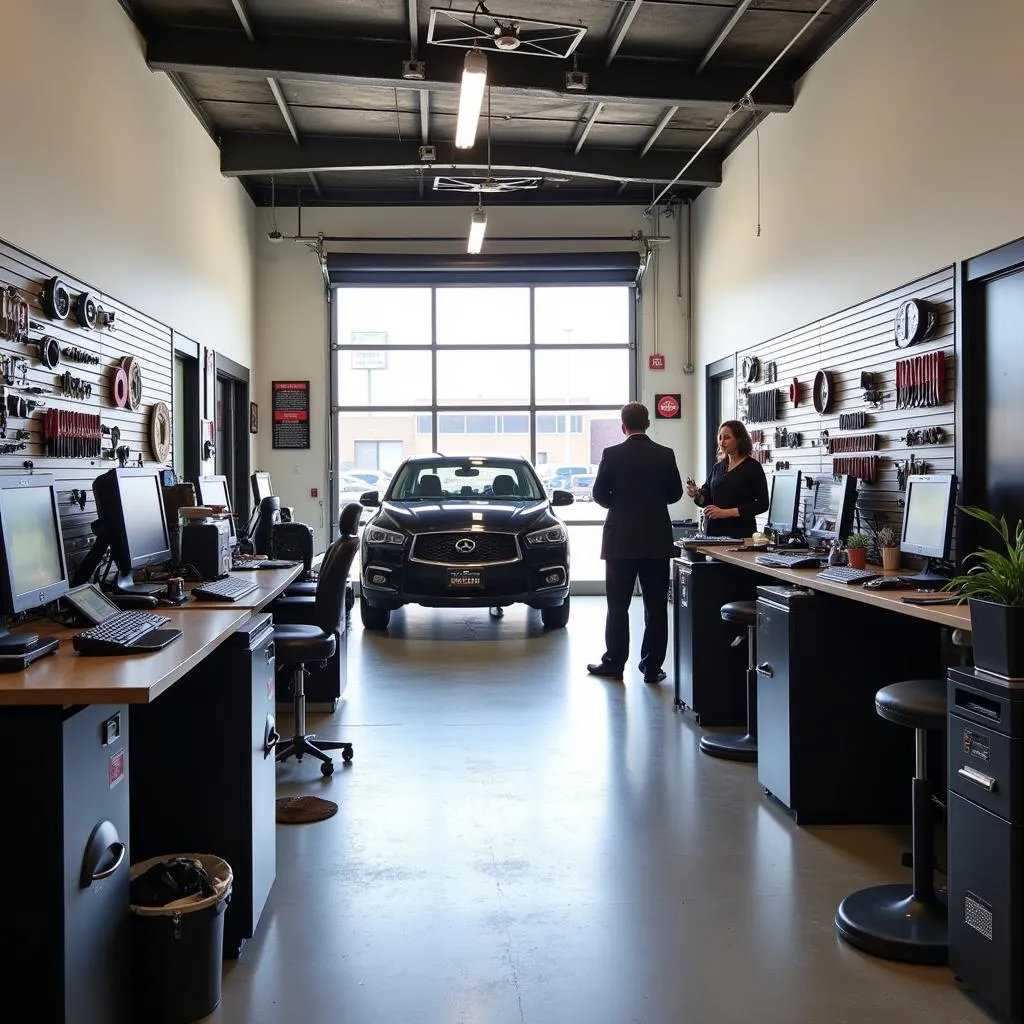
217, 597, 987, 1024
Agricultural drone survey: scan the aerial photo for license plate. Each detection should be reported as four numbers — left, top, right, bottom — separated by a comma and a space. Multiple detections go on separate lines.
448, 568, 483, 588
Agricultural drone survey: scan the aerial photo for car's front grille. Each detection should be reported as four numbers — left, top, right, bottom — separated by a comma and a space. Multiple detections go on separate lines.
411, 531, 519, 566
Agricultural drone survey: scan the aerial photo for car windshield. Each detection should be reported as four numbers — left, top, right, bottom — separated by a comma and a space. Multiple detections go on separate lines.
387, 459, 544, 501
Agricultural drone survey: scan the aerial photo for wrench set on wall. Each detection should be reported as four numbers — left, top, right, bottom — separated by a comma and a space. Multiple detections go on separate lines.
827, 433, 878, 455
896, 351, 946, 408
43, 409, 102, 458
833, 455, 879, 484
745, 389, 779, 423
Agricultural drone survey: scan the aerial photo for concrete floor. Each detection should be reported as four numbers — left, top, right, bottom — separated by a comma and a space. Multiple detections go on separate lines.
216, 597, 987, 1024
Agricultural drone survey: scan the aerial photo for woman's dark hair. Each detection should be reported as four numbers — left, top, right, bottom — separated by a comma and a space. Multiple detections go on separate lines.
620, 402, 650, 432
717, 419, 753, 460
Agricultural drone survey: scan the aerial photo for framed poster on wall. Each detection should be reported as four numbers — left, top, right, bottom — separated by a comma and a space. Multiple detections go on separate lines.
271, 380, 310, 449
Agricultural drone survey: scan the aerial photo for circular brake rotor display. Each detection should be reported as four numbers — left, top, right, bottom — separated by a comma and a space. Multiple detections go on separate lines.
149, 402, 171, 463
111, 366, 129, 408
120, 356, 143, 411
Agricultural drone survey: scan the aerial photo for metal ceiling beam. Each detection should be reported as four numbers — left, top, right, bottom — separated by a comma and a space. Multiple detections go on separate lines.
407, 0, 418, 57
696, 0, 754, 74
640, 105, 678, 156
267, 77, 299, 144
307, 172, 322, 196
606, 0, 644, 66
220, 132, 722, 187
229, 0, 256, 42
420, 90, 430, 144
573, 103, 603, 155
146, 29, 794, 112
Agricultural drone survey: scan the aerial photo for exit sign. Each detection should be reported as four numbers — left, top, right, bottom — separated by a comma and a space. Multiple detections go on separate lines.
649, 353, 666, 370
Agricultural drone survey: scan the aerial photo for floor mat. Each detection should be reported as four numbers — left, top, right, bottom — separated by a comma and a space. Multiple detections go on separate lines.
275, 795, 338, 824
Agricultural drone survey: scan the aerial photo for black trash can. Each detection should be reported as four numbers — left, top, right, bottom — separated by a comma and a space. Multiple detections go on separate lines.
129, 854, 233, 1024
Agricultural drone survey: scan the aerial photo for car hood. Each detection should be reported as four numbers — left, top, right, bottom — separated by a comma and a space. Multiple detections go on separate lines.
375, 499, 556, 533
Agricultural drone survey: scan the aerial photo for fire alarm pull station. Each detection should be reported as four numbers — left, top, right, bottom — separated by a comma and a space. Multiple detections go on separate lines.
310, 487, 318, 498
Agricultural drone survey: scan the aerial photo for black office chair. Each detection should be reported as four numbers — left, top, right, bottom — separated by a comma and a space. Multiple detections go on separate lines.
283, 503, 361, 601
419, 475, 443, 497
273, 531, 357, 777
252, 496, 281, 556
699, 600, 758, 762
491, 474, 517, 496
835, 678, 947, 963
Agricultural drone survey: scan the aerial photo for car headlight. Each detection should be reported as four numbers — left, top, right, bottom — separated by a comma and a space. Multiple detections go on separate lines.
365, 525, 405, 546
525, 524, 566, 545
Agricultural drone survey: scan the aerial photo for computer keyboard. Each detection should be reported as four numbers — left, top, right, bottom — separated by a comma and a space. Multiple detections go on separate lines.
191, 577, 260, 602
756, 553, 825, 569
73, 610, 178, 656
816, 566, 880, 585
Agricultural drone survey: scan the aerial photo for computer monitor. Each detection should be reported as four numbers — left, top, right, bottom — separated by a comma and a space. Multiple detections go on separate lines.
806, 475, 858, 547
72, 468, 171, 595
196, 475, 237, 547
766, 469, 802, 535
900, 473, 958, 585
251, 471, 274, 505
0, 474, 70, 652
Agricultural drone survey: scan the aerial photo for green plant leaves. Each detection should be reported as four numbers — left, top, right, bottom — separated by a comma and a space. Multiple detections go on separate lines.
945, 505, 1024, 606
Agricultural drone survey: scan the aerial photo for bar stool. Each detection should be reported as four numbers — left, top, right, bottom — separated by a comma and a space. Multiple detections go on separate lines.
834, 678, 947, 964
699, 600, 758, 762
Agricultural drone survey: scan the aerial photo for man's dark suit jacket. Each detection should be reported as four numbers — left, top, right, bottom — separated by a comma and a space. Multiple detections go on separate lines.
592, 433, 684, 560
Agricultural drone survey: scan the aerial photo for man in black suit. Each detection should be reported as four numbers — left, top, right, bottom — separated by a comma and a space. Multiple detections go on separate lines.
587, 402, 683, 683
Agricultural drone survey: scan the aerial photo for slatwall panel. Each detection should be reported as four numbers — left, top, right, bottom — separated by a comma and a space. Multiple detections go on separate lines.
0, 238, 173, 575
733, 267, 956, 558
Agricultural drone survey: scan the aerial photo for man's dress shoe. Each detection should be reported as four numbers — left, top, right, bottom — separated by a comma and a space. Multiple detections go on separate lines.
587, 663, 623, 678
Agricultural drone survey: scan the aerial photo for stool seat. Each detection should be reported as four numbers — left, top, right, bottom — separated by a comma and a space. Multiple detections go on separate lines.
875, 679, 946, 732
720, 600, 756, 626
284, 581, 317, 598
274, 623, 336, 664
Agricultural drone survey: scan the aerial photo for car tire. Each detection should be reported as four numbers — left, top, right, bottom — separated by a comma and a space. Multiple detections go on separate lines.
360, 596, 391, 630
541, 596, 570, 629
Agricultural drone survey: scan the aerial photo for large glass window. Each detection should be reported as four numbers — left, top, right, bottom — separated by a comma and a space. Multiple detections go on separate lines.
331, 281, 636, 589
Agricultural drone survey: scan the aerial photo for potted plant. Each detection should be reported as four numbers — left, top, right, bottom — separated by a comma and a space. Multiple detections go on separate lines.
946, 506, 1024, 679
846, 533, 868, 570
877, 525, 901, 572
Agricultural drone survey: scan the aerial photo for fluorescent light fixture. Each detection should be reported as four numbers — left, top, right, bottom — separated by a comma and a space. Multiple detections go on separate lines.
455, 49, 487, 149
467, 207, 487, 254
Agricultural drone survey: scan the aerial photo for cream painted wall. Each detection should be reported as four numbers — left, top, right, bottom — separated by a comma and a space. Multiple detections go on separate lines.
689, 0, 1024, 473
0, 0, 256, 366
255, 205, 696, 546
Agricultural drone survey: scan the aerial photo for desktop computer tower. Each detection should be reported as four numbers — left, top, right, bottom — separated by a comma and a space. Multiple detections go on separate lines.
0, 704, 130, 1023
947, 667, 1024, 1023
672, 555, 757, 725
130, 615, 277, 958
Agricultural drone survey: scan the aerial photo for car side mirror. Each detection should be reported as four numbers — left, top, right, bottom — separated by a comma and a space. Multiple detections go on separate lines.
360, 490, 380, 507
550, 489, 574, 506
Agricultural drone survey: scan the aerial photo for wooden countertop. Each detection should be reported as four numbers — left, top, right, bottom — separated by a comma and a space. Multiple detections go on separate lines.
178, 564, 304, 611
0, 607, 251, 706
682, 546, 972, 631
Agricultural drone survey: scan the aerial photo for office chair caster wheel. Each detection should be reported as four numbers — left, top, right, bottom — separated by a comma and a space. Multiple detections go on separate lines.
321, 760, 335, 777
342, 747, 354, 762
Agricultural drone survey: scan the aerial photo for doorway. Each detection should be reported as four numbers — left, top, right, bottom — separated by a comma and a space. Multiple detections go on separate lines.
705, 356, 735, 477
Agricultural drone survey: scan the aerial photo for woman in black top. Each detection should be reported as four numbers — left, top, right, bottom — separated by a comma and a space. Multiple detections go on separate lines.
686, 419, 769, 538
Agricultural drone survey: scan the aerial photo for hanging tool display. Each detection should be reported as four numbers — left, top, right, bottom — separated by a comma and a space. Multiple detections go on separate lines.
896, 454, 928, 490
789, 377, 802, 406
61, 344, 100, 365
838, 411, 867, 431
0, 353, 30, 386
39, 336, 61, 370
4, 389, 45, 419
746, 389, 779, 423
57, 369, 93, 401
101, 424, 121, 459
905, 426, 945, 446
0, 441, 27, 455
810, 429, 830, 448
41, 276, 73, 321
859, 372, 884, 407
812, 369, 834, 413
70, 489, 88, 511
773, 427, 803, 448
832, 455, 879, 484
116, 445, 131, 467
76, 290, 100, 330
827, 433, 878, 455
741, 355, 761, 383
764, 360, 778, 384
43, 409, 102, 458
97, 307, 116, 330
0, 286, 30, 344
751, 449, 770, 464
895, 351, 946, 408
894, 298, 940, 348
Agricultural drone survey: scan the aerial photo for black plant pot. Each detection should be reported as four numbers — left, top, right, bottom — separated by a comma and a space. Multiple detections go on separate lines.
968, 597, 1024, 680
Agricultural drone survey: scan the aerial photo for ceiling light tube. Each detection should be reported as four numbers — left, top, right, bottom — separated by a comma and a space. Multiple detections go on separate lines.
455, 49, 487, 149
467, 207, 487, 254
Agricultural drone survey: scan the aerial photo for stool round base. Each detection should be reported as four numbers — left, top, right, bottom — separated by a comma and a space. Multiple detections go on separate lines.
699, 731, 757, 762
835, 884, 947, 965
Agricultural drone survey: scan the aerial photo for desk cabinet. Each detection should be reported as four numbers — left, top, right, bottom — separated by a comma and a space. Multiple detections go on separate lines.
130, 614, 277, 957
672, 556, 757, 725
0, 703, 130, 1023
755, 585, 940, 824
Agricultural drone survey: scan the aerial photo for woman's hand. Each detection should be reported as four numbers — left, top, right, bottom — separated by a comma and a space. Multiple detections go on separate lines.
686, 481, 700, 499
704, 505, 738, 520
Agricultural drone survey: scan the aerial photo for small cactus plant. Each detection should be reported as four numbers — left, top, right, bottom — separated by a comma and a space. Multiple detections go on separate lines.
846, 533, 868, 549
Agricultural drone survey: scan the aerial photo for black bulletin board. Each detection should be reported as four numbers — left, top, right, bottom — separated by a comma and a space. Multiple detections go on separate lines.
271, 380, 311, 449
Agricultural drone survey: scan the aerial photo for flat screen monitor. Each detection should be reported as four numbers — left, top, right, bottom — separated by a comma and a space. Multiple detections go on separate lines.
900, 473, 958, 584
196, 475, 236, 546
77, 468, 170, 594
251, 471, 274, 505
766, 469, 802, 534
0, 474, 69, 651
806, 475, 858, 545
